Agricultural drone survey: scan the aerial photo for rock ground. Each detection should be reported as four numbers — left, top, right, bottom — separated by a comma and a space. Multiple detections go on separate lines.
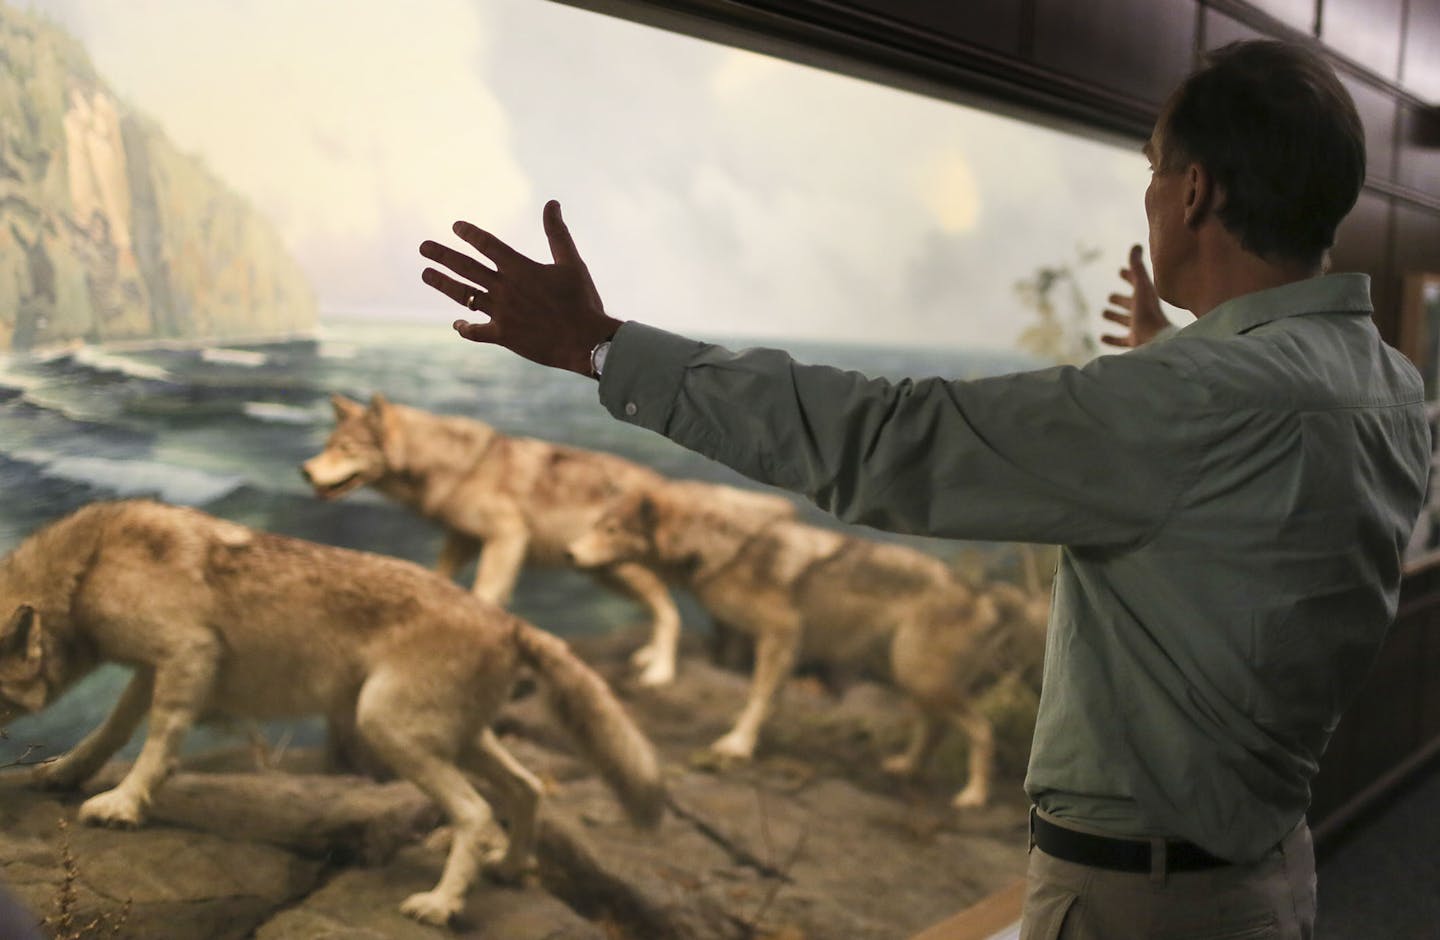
0, 628, 1034, 939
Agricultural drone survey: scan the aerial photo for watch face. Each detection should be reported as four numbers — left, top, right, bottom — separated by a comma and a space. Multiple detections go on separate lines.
591, 340, 611, 376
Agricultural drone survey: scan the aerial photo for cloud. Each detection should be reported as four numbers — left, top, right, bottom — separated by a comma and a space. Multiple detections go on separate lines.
29, 0, 531, 311
917, 150, 982, 234
28, 0, 1157, 349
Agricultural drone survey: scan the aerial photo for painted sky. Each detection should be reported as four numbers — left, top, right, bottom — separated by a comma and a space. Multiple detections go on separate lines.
24, 0, 1178, 350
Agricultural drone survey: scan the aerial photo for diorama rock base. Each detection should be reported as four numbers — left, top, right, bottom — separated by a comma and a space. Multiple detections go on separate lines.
0, 630, 1033, 939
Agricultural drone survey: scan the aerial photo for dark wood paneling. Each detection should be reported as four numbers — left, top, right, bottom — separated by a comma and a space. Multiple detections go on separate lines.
1332, 618, 1423, 804
1203, 7, 1266, 49
1423, 608, 1440, 744
1398, 103, 1440, 196
1244, 0, 1317, 32
838, 0, 1025, 56
1402, 0, 1440, 103
1031, 0, 1197, 106
1340, 74, 1400, 184
1331, 190, 1396, 335
1394, 202, 1440, 280
1321, 0, 1404, 79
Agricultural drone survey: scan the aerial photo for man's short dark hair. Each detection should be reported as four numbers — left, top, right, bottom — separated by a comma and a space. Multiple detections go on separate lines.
1157, 40, 1365, 267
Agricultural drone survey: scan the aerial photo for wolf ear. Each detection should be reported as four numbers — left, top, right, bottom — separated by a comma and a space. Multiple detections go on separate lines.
331, 394, 364, 422
1, 605, 42, 667
367, 394, 405, 467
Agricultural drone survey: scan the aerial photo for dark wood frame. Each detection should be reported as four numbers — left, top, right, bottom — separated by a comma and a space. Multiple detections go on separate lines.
1398, 272, 1440, 402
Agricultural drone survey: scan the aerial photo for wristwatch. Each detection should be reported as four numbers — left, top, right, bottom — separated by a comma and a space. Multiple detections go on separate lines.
589, 338, 612, 378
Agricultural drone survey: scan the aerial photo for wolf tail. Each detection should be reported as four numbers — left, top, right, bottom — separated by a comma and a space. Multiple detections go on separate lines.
513, 620, 664, 828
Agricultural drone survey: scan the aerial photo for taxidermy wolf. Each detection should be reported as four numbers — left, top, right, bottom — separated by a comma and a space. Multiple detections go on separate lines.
0, 500, 663, 927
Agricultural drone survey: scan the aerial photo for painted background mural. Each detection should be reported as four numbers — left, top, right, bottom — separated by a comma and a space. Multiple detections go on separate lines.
0, 1, 1171, 936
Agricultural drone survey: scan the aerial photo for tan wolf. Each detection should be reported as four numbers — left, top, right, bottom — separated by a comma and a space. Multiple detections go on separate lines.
0, 500, 663, 927
567, 481, 1048, 810
301, 394, 794, 686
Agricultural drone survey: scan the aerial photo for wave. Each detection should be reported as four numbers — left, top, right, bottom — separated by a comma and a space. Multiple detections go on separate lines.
317, 341, 359, 360
10, 448, 245, 506
200, 347, 269, 368
242, 401, 317, 425
70, 345, 175, 382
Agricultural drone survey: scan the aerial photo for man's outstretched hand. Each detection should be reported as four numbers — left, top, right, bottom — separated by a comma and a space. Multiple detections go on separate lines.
420, 200, 624, 377
1101, 244, 1170, 349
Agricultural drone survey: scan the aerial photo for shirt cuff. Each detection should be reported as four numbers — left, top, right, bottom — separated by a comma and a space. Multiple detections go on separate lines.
598, 321, 704, 435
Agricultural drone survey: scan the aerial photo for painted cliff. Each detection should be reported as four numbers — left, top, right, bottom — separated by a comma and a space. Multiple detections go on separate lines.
0, 2, 317, 352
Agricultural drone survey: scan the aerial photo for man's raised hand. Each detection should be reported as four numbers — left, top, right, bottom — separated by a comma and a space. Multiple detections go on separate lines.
420, 200, 623, 377
1101, 244, 1170, 349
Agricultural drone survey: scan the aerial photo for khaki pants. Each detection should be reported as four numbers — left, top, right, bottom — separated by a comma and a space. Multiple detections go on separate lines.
1020, 817, 1316, 940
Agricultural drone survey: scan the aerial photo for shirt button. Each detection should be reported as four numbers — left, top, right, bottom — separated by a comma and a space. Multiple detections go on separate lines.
624, 402, 638, 417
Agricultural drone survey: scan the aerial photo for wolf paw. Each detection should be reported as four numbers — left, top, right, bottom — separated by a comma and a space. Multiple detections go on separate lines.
78, 789, 147, 829
951, 784, 988, 810
881, 754, 919, 778
630, 643, 658, 669
708, 732, 756, 763
636, 656, 675, 687
400, 889, 464, 926
482, 849, 535, 886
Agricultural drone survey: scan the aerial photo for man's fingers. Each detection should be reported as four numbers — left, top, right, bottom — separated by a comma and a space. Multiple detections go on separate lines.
422, 267, 492, 313
543, 200, 585, 267
1107, 293, 1135, 311
452, 318, 500, 344
1128, 244, 1154, 287
418, 240, 499, 289
1102, 310, 1132, 326
452, 221, 527, 270
1100, 334, 1134, 348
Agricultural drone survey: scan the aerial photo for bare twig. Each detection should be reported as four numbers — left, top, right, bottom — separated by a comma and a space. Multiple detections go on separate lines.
745, 784, 809, 938
41, 818, 133, 940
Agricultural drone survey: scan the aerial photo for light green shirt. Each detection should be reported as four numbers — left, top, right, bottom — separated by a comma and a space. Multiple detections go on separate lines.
598, 273, 1430, 862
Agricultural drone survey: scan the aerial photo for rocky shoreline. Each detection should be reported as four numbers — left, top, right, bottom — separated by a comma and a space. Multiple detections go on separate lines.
0, 629, 1035, 939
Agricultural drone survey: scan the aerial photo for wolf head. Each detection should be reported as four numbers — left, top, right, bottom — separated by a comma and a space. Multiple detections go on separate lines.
0, 605, 49, 723
566, 491, 659, 569
300, 393, 405, 500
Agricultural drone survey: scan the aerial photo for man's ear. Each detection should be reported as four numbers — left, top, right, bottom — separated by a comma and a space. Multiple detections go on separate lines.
331, 394, 364, 422
1183, 162, 1222, 227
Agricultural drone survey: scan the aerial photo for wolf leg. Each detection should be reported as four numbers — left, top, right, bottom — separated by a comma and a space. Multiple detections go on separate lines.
80, 636, 220, 828
595, 562, 681, 686
949, 708, 995, 810
711, 625, 799, 761
356, 676, 494, 927
435, 531, 481, 582
882, 706, 945, 779
471, 527, 529, 607
34, 669, 154, 790
460, 728, 543, 883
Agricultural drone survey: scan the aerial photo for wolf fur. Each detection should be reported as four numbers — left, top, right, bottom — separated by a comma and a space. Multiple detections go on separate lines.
567, 481, 1048, 810
0, 500, 663, 927
301, 394, 779, 687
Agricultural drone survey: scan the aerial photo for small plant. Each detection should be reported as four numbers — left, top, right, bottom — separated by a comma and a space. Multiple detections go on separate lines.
1014, 244, 1105, 367
41, 818, 132, 940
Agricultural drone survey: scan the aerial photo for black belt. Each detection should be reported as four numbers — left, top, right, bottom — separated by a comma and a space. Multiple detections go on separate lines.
1031, 809, 1231, 873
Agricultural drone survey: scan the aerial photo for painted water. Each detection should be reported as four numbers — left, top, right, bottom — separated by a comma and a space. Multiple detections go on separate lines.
0, 319, 1039, 763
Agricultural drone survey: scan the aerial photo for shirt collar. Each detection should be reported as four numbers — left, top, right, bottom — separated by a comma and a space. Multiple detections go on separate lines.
1178, 273, 1373, 340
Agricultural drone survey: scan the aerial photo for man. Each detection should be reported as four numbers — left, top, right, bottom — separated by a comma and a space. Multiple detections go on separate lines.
419, 40, 1429, 939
